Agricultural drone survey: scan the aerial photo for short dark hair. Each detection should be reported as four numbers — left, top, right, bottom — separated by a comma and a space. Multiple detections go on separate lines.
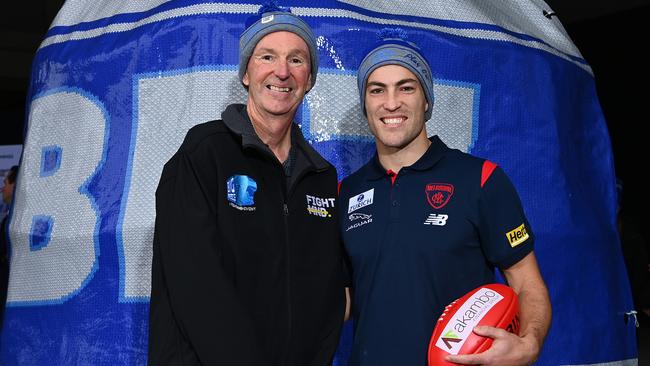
6, 165, 18, 184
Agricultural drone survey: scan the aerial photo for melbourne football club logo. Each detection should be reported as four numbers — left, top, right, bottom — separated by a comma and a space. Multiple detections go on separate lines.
425, 183, 454, 209
227, 175, 258, 211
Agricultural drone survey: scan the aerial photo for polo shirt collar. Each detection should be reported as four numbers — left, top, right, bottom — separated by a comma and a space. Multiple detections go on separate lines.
366, 135, 448, 180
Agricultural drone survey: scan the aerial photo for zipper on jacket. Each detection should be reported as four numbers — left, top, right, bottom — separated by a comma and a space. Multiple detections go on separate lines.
252, 144, 319, 364
281, 160, 319, 364
281, 179, 292, 365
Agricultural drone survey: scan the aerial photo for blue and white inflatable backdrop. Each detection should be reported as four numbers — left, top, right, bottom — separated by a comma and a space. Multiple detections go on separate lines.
2, 0, 635, 365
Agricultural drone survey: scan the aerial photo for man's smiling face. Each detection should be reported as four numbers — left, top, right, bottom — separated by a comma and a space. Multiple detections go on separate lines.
243, 31, 312, 119
364, 64, 429, 152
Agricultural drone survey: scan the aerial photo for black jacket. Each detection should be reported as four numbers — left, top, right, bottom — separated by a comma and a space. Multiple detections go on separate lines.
148, 104, 346, 365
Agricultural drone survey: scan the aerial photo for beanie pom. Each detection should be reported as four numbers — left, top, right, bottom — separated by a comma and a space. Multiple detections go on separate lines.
258, 1, 290, 15
378, 27, 408, 42
244, 1, 292, 29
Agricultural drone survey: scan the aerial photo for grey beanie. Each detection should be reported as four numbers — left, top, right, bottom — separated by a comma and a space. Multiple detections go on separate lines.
239, 3, 319, 89
357, 28, 434, 121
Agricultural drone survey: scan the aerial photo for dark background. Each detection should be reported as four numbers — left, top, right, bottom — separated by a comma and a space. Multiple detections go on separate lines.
1, 1, 648, 224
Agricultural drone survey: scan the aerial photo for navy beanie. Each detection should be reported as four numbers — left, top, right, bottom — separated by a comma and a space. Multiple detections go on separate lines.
357, 28, 434, 121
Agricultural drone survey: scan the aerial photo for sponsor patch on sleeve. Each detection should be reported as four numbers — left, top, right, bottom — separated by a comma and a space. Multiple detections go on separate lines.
505, 223, 529, 247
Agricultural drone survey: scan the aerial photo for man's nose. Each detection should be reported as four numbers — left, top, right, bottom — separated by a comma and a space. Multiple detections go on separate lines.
274, 59, 290, 79
383, 91, 401, 111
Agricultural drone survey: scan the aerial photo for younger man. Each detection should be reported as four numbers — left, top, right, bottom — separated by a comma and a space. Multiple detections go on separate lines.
339, 29, 551, 366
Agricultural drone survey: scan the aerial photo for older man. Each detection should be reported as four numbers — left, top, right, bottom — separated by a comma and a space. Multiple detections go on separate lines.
148, 5, 346, 365
339, 29, 551, 366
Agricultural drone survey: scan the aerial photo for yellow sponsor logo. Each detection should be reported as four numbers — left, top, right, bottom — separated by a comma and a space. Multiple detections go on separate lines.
506, 223, 529, 247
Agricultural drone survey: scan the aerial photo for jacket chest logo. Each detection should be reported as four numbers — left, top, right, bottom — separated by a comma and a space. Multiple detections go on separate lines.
425, 183, 454, 209
226, 175, 257, 211
306, 195, 335, 218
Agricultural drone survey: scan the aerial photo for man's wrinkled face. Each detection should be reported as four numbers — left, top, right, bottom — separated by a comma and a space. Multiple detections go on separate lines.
243, 31, 312, 119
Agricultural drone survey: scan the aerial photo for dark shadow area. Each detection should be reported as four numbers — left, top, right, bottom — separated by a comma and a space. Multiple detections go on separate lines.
564, 6, 650, 362
566, 6, 650, 239
0, 91, 27, 145
0, 0, 65, 145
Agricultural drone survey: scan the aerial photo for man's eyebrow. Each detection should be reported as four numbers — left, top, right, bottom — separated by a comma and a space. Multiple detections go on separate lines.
366, 81, 387, 88
253, 47, 309, 57
396, 78, 419, 86
287, 49, 310, 60
253, 47, 276, 54
367, 78, 418, 88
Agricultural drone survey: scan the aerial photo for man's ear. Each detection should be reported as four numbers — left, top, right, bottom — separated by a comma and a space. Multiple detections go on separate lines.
306, 72, 312, 93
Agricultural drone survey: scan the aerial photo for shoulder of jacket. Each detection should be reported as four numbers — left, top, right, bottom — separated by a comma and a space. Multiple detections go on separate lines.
179, 120, 230, 153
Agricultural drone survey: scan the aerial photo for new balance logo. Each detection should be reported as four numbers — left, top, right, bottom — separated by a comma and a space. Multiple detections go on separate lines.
424, 214, 448, 226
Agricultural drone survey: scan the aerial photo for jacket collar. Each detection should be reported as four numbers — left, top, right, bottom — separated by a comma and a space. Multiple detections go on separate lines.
221, 104, 329, 171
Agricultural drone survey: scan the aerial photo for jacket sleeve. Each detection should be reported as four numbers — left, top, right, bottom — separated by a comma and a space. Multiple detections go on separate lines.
148, 151, 264, 365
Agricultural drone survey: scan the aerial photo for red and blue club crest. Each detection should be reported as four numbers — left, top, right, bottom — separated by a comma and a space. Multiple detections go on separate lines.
425, 183, 454, 209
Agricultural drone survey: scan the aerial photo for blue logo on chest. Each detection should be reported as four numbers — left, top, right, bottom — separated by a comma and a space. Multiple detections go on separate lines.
227, 175, 258, 206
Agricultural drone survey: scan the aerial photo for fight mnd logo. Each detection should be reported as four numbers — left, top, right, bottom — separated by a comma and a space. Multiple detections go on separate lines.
306, 195, 335, 218
227, 175, 257, 210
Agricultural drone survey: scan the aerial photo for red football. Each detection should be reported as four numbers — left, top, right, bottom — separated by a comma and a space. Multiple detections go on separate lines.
427, 283, 520, 366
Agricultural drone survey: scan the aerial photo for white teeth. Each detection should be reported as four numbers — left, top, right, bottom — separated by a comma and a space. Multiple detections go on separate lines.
383, 117, 404, 124
269, 85, 290, 92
